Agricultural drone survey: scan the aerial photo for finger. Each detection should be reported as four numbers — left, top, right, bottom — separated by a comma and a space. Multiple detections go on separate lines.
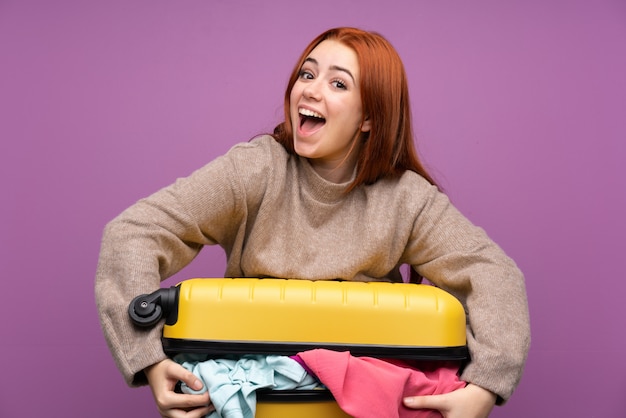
187, 405, 215, 418
164, 390, 211, 411
160, 404, 214, 418
165, 362, 205, 392
403, 393, 447, 411
169, 405, 215, 418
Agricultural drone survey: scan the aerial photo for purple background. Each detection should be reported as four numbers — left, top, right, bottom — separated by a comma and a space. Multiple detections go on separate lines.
1, 0, 624, 416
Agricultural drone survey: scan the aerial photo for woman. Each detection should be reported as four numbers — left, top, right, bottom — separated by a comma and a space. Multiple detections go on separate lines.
96, 27, 530, 418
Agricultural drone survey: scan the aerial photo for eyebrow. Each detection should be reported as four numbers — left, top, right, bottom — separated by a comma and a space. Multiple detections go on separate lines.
304, 57, 356, 84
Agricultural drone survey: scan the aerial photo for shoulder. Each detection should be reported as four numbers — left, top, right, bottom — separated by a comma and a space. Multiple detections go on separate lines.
364, 169, 441, 205
225, 135, 289, 164
212, 135, 290, 183
357, 169, 457, 227
221, 135, 293, 199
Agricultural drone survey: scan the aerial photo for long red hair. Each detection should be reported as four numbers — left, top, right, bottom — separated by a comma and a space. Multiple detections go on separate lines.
273, 27, 437, 191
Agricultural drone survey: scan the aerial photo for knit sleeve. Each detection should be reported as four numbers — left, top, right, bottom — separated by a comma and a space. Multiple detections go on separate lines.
95, 145, 250, 386
403, 183, 530, 403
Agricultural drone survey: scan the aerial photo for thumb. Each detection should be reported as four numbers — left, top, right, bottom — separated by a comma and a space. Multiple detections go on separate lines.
168, 361, 205, 392
403, 393, 447, 411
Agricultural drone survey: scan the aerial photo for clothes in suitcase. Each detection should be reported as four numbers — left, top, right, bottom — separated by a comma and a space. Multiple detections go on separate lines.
129, 278, 469, 417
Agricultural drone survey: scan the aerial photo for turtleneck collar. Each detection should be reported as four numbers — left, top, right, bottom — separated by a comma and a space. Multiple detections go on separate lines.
298, 156, 356, 204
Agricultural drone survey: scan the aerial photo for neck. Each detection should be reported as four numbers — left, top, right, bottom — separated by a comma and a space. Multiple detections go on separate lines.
309, 159, 356, 183
309, 131, 362, 183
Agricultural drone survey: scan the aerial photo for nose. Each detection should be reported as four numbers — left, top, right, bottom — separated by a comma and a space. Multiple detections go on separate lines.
302, 79, 322, 101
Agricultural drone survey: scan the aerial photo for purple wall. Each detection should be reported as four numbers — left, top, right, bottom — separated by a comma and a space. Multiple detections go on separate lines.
1, 0, 624, 416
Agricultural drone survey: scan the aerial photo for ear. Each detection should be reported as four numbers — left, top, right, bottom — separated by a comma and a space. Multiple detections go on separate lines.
360, 116, 371, 133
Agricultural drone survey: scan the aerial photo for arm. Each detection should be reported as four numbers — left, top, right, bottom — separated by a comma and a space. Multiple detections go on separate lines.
404, 184, 531, 404
95, 152, 245, 386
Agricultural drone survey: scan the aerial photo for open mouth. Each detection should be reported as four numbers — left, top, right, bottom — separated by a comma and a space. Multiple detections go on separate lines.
299, 108, 326, 134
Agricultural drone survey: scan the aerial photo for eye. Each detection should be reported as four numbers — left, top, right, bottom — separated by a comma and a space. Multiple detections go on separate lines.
331, 79, 347, 90
299, 69, 314, 80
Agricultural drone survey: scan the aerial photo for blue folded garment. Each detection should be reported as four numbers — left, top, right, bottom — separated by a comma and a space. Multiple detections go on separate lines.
175, 354, 321, 418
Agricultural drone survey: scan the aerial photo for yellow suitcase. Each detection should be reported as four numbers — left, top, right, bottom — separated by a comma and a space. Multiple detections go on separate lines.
129, 278, 468, 417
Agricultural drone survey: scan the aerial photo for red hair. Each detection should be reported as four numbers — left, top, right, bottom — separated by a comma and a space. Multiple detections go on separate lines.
273, 27, 437, 191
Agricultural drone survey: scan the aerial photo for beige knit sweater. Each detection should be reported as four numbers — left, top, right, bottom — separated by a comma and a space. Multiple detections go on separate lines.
95, 135, 530, 402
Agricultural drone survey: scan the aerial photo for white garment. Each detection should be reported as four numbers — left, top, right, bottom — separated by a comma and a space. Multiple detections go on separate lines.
175, 354, 321, 418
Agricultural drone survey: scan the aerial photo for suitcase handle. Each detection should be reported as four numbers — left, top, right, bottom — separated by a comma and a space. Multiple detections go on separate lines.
128, 286, 178, 328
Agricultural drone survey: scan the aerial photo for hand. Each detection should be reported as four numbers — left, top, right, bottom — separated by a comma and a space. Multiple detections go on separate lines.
403, 383, 497, 418
144, 358, 214, 418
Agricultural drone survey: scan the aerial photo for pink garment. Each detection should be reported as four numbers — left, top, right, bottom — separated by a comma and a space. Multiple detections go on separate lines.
296, 349, 466, 418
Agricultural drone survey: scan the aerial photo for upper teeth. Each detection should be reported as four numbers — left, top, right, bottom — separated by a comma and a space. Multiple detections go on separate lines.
299, 108, 324, 119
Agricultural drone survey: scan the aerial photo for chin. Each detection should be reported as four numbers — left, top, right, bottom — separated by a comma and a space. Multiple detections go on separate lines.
293, 141, 319, 159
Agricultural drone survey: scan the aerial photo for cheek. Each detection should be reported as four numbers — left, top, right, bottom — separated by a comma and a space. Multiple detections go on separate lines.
289, 82, 303, 104
351, 101, 366, 127
289, 89, 300, 117
342, 103, 364, 128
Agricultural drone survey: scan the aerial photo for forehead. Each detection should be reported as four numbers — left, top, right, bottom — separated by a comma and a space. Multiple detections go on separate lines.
305, 40, 360, 76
